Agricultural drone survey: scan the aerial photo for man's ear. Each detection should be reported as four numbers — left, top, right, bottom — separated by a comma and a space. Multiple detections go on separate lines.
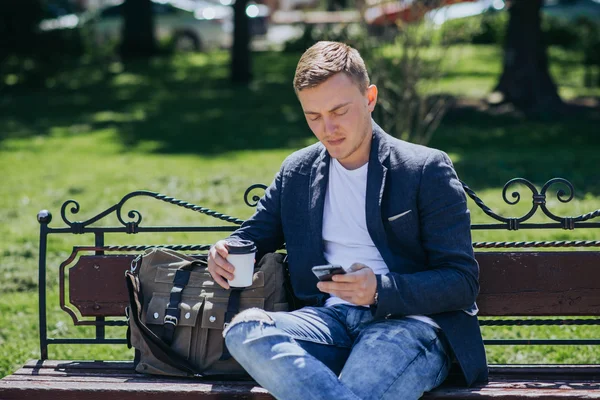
367, 85, 378, 111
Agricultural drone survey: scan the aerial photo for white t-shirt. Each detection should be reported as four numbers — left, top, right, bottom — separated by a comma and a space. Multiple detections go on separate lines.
322, 158, 439, 329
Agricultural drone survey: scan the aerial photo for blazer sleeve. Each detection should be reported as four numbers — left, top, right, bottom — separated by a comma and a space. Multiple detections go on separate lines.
228, 167, 286, 262
373, 150, 480, 318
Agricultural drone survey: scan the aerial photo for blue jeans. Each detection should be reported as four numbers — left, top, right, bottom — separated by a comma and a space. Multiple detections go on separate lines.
223, 305, 452, 400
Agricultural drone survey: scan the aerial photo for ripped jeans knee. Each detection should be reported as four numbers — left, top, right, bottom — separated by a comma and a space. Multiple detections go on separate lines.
223, 308, 277, 361
223, 307, 275, 339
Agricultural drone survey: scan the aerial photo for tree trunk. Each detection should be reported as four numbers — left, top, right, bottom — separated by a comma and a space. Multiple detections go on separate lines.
231, 0, 252, 84
494, 0, 562, 114
120, 0, 156, 59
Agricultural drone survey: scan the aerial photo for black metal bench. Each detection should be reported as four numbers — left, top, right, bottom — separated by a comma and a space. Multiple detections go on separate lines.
1, 178, 600, 399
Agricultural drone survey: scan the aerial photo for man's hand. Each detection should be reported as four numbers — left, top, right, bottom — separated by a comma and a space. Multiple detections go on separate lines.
207, 240, 235, 289
317, 263, 377, 306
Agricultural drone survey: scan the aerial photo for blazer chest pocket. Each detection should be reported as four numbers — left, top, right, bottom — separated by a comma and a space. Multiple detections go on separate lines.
386, 209, 417, 239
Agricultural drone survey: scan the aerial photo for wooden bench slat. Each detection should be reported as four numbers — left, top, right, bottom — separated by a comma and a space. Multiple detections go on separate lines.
0, 381, 272, 400
2, 375, 265, 388
21, 361, 600, 378
21, 359, 135, 370
14, 360, 255, 381
488, 365, 600, 380
63, 252, 600, 319
476, 252, 600, 316
423, 388, 600, 399
4, 361, 600, 399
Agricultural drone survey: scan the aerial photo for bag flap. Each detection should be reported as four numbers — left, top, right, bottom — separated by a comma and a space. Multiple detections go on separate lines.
140, 248, 197, 271
155, 266, 214, 287
201, 296, 265, 329
145, 293, 205, 327
155, 267, 265, 290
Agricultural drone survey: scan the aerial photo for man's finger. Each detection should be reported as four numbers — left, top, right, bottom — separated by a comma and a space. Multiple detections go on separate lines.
209, 269, 230, 290
331, 273, 361, 283
329, 292, 357, 304
317, 281, 356, 292
348, 262, 368, 272
211, 240, 229, 257
213, 252, 235, 273
215, 265, 235, 281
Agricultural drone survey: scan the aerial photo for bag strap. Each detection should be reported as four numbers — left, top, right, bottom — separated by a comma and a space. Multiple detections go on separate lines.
125, 271, 203, 377
162, 269, 191, 345
162, 259, 207, 345
220, 288, 243, 360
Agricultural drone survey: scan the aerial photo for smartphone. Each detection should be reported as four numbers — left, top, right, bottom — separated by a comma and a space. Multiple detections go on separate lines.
312, 264, 346, 281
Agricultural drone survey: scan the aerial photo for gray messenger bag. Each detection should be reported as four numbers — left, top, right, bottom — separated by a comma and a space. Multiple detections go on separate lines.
125, 247, 290, 377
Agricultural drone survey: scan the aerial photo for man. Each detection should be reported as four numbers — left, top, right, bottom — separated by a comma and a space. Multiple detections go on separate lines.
208, 41, 488, 399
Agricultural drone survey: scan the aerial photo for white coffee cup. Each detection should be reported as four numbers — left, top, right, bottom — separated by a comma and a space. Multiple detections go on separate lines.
225, 239, 257, 287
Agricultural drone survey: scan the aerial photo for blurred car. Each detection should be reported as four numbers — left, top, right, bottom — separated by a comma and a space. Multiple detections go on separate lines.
195, 0, 270, 35
277, 0, 320, 11
543, 0, 600, 22
38, 1, 82, 32
86, 0, 269, 52
424, 0, 504, 26
422, 0, 600, 27
425, 0, 600, 26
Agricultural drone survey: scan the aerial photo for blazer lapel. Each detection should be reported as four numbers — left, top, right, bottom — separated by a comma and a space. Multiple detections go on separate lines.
309, 147, 330, 255
366, 123, 391, 260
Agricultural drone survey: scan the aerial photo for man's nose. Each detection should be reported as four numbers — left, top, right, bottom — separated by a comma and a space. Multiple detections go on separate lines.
324, 118, 337, 135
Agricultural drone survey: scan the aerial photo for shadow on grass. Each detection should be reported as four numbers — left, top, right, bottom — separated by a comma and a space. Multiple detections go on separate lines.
0, 51, 311, 154
1, 50, 599, 194
431, 100, 600, 196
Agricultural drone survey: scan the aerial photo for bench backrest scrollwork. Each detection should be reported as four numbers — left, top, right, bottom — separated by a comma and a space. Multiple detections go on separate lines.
36, 178, 600, 360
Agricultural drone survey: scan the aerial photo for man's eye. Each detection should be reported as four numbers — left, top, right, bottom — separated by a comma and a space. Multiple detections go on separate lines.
335, 109, 348, 116
310, 115, 321, 122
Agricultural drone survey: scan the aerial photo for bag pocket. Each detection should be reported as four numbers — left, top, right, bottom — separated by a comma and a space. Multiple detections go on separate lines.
196, 296, 265, 369
145, 293, 205, 361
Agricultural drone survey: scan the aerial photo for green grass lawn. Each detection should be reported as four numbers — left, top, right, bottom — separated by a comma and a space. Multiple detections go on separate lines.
1, 45, 599, 378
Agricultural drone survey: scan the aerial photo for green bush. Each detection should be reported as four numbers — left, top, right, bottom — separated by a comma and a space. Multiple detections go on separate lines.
282, 23, 367, 53
542, 15, 580, 48
355, 23, 450, 146
438, 11, 507, 45
0, 0, 85, 88
542, 15, 600, 86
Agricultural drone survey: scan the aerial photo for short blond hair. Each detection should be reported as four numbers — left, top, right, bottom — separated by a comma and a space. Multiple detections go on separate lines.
293, 41, 370, 93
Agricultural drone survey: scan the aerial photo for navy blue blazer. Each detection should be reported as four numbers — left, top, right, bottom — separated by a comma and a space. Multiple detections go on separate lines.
231, 122, 488, 386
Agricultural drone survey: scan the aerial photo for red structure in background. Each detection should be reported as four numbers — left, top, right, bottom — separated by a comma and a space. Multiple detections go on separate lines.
364, 0, 477, 26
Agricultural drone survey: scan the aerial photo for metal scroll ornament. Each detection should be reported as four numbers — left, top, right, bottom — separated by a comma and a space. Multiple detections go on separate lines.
462, 178, 599, 230
56, 179, 599, 234
244, 184, 268, 207
59, 190, 247, 231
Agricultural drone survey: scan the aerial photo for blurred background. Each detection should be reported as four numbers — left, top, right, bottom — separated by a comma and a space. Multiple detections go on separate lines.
1, 0, 599, 379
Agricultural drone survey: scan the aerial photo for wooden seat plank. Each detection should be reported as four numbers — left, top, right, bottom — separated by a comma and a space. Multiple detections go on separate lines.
4, 360, 600, 399
0, 381, 272, 400
423, 388, 600, 399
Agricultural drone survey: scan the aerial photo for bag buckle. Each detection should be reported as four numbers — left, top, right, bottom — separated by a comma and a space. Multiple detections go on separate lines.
164, 315, 178, 326
130, 253, 142, 273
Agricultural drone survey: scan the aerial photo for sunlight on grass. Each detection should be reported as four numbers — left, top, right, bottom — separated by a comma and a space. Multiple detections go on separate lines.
92, 111, 145, 123
112, 73, 150, 87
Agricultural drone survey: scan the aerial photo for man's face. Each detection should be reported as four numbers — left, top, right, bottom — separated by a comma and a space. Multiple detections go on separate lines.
297, 73, 377, 170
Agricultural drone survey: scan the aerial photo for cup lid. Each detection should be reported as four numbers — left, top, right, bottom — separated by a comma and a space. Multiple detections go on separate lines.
225, 239, 257, 254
